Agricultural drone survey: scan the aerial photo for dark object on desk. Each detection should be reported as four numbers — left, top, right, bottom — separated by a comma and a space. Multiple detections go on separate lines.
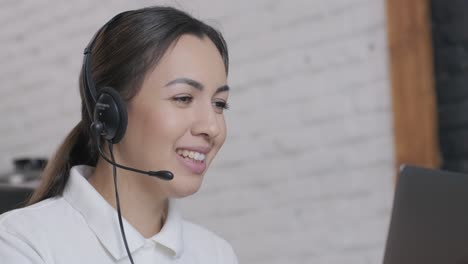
0, 157, 47, 184
0, 184, 34, 215
383, 165, 468, 264
13, 157, 47, 182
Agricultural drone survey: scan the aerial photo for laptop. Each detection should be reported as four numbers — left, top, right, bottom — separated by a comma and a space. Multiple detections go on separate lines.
383, 165, 468, 264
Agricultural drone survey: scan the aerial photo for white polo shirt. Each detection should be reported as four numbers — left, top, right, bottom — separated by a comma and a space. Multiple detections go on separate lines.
0, 165, 238, 264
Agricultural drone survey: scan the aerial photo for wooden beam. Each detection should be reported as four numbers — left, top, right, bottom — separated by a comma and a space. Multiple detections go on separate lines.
386, 0, 440, 175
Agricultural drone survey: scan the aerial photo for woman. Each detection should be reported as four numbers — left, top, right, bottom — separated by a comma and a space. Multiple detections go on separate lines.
0, 6, 237, 264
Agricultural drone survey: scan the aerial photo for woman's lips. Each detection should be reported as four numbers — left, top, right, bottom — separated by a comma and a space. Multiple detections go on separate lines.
175, 153, 206, 174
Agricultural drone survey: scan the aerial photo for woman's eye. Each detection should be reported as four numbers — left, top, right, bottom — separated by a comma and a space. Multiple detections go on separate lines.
173, 96, 193, 104
213, 101, 230, 112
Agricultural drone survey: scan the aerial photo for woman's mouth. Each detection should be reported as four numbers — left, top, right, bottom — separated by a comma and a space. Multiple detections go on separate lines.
175, 148, 207, 174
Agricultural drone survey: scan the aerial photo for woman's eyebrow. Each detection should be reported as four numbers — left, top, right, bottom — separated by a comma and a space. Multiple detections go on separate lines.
165, 77, 203, 90
216, 85, 230, 94
164, 77, 230, 94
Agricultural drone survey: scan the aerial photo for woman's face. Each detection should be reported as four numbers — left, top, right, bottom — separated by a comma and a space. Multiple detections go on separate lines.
117, 34, 229, 198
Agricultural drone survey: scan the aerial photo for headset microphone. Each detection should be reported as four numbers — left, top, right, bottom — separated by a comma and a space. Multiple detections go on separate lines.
91, 122, 174, 181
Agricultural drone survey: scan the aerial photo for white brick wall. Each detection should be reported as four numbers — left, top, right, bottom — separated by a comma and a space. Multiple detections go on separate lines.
0, 0, 395, 263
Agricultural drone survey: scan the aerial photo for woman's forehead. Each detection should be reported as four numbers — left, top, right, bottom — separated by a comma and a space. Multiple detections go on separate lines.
149, 34, 227, 87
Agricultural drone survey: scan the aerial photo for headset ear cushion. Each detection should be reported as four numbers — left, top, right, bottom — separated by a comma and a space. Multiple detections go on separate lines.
96, 87, 128, 144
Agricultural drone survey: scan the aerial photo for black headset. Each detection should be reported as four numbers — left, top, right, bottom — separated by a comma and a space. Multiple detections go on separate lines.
81, 12, 130, 144
80, 11, 174, 264
81, 11, 174, 179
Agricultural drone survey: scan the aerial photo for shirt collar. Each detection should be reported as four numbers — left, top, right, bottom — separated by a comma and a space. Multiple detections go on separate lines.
149, 197, 184, 257
62, 165, 184, 260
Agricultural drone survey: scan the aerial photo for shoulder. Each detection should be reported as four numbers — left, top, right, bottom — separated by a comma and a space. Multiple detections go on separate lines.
0, 197, 70, 263
0, 196, 67, 232
0, 196, 76, 246
181, 220, 238, 263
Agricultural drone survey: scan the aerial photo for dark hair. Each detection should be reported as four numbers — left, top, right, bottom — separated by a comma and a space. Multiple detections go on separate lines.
27, 6, 229, 205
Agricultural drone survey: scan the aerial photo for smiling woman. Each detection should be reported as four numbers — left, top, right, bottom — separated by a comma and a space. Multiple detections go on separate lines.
0, 6, 237, 264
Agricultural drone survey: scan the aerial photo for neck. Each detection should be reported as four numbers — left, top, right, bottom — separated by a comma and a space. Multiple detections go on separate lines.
88, 157, 168, 238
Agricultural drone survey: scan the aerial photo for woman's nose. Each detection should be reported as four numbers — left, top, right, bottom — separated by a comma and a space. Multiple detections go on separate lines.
191, 104, 221, 139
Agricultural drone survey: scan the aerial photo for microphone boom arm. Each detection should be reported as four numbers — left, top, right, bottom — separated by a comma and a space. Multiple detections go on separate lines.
91, 122, 174, 181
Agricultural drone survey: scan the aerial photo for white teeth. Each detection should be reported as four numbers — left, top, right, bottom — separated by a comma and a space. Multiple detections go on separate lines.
177, 149, 206, 161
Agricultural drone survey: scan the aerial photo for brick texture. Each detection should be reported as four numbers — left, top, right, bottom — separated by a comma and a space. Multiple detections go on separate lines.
0, 0, 394, 263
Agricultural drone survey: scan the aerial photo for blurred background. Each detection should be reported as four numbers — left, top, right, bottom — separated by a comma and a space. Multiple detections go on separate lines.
1, 0, 464, 263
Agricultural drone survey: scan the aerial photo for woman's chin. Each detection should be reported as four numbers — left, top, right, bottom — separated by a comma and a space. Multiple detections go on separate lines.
171, 185, 202, 198
169, 174, 204, 198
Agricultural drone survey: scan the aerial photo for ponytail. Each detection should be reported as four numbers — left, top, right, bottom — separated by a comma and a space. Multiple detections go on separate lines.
26, 120, 98, 205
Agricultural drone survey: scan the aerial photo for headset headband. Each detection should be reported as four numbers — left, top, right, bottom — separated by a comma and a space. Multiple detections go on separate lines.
81, 11, 131, 120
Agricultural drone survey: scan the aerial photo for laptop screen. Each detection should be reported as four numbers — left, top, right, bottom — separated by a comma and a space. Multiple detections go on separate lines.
383, 165, 468, 264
